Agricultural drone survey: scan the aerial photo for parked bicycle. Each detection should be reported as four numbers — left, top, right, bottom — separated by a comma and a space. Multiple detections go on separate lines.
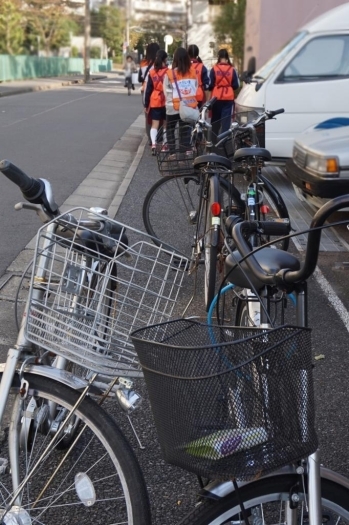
132, 194, 349, 524
143, 106, 289, 310
0, 159, 188, 524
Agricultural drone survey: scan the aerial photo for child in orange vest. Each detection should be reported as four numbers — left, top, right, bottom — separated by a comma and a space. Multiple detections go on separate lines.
187, 44, 209, 108
138, 42, 160, 144
209, 49, 240, 139
163, 47, 198, 154
144, 50, 168, 155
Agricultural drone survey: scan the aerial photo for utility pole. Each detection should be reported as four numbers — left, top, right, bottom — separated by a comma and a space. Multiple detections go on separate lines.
84, 0, 91, 83
126, 0, 130, 54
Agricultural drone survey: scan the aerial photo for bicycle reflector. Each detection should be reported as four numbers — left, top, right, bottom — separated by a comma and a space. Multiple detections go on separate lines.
260, 205, 270, 214
211, 202, 221, 216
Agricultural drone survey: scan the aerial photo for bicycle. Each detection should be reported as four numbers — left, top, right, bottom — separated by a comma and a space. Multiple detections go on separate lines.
132, 193, 349, 524
125, 75, 133, 96
0, 159, 188, 524
143, 107, 290, 311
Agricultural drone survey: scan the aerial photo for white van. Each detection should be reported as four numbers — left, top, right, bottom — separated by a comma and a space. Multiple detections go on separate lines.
236, 3, 349, 160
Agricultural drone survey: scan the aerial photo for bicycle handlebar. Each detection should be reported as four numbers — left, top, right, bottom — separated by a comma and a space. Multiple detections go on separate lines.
0, 159, 59, 214
0, 160, 45, 201
231, 194, 349, 286
214, 108, 285, 148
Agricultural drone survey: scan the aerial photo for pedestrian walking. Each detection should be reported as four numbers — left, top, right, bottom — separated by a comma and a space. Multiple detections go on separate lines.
144, 50, 168, 155
163, 47, 198, 154
209, 49, 240, 139
139, 43, 160, 143
124, 55, 137, 95
187, 44, 209, 108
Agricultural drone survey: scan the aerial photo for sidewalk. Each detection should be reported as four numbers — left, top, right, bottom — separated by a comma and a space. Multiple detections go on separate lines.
0, 73, 109, 98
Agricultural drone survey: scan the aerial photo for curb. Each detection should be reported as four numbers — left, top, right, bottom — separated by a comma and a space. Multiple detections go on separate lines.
108, 135, 147, 219
0, 75, 107, 98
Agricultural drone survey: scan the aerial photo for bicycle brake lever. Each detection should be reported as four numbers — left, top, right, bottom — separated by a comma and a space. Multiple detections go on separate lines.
14, 202, 52, 223
15, 202, 43, 211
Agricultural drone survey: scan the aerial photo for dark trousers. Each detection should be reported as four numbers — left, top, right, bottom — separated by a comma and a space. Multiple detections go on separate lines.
166, 113, 191, 153
211, 101, 234, 141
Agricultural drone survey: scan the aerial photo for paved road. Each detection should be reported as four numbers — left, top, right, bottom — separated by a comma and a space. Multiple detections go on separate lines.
0, 76, 142, 277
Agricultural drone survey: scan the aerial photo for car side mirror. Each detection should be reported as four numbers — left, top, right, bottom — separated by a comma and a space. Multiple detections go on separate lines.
240, 57, 256, 84
247, 57, 256, 76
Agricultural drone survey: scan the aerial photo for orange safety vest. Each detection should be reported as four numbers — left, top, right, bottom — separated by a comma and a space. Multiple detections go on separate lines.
212, 64, 234, 101
149, 67, 168, 108
191, 61, 204, 102
166, 67, 198, 111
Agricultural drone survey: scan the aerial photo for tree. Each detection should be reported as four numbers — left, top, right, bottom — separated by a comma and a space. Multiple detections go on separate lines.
25, 0, 81, 55
91, 6, 124, 58
0, 0, 25, 54
213, 0, 246, 72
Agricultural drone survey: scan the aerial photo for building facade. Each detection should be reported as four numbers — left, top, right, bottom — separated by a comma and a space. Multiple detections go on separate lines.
244, 0, 349, 70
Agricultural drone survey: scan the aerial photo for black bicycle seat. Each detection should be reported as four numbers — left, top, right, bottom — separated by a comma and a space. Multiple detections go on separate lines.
225, 247, 300, 290
233, 148, 272, 162
193, 154, 232, 170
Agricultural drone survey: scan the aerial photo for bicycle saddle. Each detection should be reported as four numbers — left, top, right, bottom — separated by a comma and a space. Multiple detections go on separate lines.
233, 148, 272, 162
193, 154, 232, 170
225, 247, 300, 290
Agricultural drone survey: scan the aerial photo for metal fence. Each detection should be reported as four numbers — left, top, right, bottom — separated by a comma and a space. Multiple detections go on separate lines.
0, 55, 112, 82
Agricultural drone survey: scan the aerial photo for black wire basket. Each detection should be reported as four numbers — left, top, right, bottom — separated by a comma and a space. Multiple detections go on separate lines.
156, 146, 196, 177
131, 319, 318, 481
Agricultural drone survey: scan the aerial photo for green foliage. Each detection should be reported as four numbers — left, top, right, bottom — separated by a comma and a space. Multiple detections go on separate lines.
91, 6, 124, 58
213, 0, 246, 71
71, 45, 79, 58
0, 0, 25, 54
90, 46, 101, 59
25, 0, 80, 54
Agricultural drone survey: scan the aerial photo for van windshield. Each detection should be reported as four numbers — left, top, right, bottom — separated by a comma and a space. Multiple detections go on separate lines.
254, 31, 307, 80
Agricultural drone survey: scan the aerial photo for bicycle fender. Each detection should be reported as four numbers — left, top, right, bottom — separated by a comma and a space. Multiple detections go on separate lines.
197, 465, 349, 501
211, 226, 220, 248
0, 363, 100, 393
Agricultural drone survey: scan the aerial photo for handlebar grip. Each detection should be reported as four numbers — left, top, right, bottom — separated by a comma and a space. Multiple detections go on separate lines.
258, 220, 290, 237
0, 159, 45, 202
269, 108, 285, 117
216, 128, 232, 142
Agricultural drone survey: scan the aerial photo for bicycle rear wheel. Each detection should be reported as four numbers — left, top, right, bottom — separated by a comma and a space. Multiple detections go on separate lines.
0, 372, 150, 525
142, 173, 203, 257
142, 173, 234, 259
178, 474, 349, 524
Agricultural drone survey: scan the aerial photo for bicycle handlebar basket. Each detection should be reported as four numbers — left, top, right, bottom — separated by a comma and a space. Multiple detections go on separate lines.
131, 319, 318, 481
24, 208, 189, 378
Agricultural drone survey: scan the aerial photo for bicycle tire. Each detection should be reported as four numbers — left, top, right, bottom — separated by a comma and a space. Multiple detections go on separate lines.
204, 175, 220, 311
142, 173, 234, 258
178, 474, 349, 524
0, 372, 151, 525
142, 173, 202, 256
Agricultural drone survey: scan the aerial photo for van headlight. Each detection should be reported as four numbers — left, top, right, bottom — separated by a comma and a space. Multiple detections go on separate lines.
305, 153, 339, 176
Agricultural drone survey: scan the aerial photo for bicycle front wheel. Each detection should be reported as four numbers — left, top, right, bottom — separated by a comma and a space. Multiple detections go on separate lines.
0, 373, 150, 525
179, 474, 349, 524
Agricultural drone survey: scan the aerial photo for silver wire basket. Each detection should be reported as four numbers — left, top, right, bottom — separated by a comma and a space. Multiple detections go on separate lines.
25, 207, 188, 377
